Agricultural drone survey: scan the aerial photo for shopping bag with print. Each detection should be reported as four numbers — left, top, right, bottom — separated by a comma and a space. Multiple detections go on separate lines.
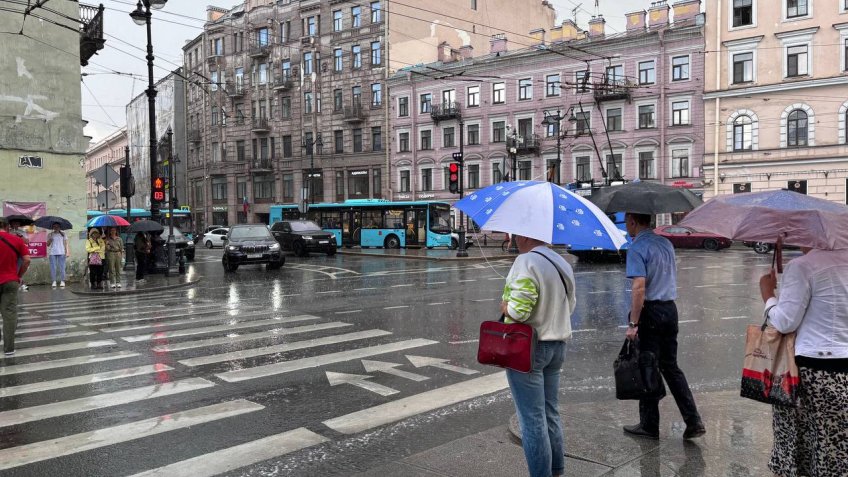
740, 320, 799, 407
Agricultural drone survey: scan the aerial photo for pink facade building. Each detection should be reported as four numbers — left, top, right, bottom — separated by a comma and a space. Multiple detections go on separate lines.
388, 1, 705, 220
85, 127, 128, 211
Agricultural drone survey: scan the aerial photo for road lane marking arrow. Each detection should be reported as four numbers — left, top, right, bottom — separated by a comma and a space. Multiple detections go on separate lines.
405, 355, 478, 375
326, 371, 399, 396
361, 359, 429, 381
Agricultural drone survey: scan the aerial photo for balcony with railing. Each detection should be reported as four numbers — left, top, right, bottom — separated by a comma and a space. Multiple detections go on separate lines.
251, 117, 270, 133
248, 43, 271, 58
226, 81, 245, 97
593, 77, 631, 102
430, 102, 461, 122
252, 158, 274, 171
80, 3, 105, 66
187, 129, 202, 143
343, 105, 365, 122
273, 76, 293, 90
506, 134, 541, 155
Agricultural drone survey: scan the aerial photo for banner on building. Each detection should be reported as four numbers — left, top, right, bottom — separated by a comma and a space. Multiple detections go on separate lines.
3, 201, 48, 258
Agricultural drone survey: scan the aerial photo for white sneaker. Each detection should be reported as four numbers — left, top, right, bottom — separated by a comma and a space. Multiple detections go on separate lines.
110, 282, 117, 288
19, 284, 28, 291
59, 281, 65, 288
52, 281, 57, 288
116, 283, 122, 288
4, 351, 14, 357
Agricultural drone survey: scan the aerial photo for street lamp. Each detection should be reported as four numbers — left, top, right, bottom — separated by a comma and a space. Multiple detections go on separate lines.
541, 108, 577, 186
130, 0, 167, 225
302, 133, 323, 215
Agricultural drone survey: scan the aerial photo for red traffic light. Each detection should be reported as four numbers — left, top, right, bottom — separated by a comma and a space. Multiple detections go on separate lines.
152, 177, 166, 202
448, 163, 459, 173
448, 162, 460, 194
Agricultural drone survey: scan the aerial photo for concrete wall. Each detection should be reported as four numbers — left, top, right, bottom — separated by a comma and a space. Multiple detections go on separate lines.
0, 2, 89, 283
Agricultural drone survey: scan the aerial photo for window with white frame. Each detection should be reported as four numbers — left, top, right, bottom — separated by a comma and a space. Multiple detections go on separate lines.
492, 82, 505, 103
467, 86, 480, 107
787, 44, 809, 77
443, 127, 455, 148
733, 0, 753, 27
606, 154, 623, 179
398, 132, 410, 152
639, 61, 655, 84
671, 149, 689, 178
575, 156, 591, 181
605, 65, 623, 84
467, 164, 480, 189
399, 170, 410, 192
420, 168, 432, 191
467, 124, 480, 145
333, 10, 342, 31
672, 56, 690, 81
334, 48, 343, 72
787, 109, 808, 146
492, 121, 506, 142
441, 89, 455, 107
639, 104, 655, 129
638, 151, 655, 179
420, 130, 432, 150
398, 97, 409, 117
420, 93, 431, 113
575, 111, 590, 135
545, 121, 558, 138
518, 78, 533, 100
371, 41, 382, 66
546, 74, 561, 96
733, 115, 753, 151
352, 6, 361, 27
606, 108, 622, 131
733, 52, 754, 83
352, 45, 361, 68
672, 101, 690, 126
786, 0, 808, 18
575, 70, 589, 92
371, 1, 382, 23
371, 83, 382, 107
492, 162, 503, 183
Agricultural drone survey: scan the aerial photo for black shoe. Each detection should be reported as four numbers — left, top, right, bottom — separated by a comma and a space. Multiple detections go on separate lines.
623, 424, 659, 440
683, 422, 706, 439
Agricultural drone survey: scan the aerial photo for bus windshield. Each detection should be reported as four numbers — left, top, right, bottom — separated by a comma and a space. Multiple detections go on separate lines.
429, 204, 451, 234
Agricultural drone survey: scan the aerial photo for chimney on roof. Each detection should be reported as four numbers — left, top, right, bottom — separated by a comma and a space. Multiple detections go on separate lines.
490, 34, 507, 54
529, 28, 546, 46
626, 10, 647, 32
672, 0, 701, 23
559, 19, 581, 41
438, 42, 454, 63
648, 1, 670, 28
588, 15, 605, 39
459, 44, 474, 59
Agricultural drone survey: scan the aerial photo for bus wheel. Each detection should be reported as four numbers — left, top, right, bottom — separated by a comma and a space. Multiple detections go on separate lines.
384, 235, 401, 249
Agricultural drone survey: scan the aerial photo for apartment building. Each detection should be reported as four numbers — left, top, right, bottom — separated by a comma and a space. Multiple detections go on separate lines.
183, 0, 555, 229
388, 1, 705, 221
704, 0, 848, 200
85, 128, 128, 211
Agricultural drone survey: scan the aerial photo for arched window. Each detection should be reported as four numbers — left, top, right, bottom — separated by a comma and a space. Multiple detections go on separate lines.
787, 109, 808, 147
733, 115, 753, 151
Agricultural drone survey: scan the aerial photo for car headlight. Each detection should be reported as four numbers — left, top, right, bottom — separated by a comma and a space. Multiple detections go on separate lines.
227, 245, 238, 251
269, 243, 280, 250
187, 241, 194, 246
302, 235, 313, 240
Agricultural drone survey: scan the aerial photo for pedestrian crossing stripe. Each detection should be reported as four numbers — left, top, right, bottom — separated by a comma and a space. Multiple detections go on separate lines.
9, 339, 117, 357
0, 364, 173, 398
18, 292, 187, 310
57, 303, 219, 321
94, 309, 274, 333
152, 321, 353, 353
73, 305, 250, 326
16, 330, 99, 343
15, 324, 78, 334
121, 315, 320, 342
0, 351, 140, 376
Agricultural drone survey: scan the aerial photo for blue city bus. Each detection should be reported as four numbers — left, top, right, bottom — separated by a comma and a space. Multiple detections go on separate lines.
564, 182, 631, 260
269, 199, 453, 249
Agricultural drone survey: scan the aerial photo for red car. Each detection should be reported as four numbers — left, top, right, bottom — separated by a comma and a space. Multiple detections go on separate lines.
654, 225, 732, 251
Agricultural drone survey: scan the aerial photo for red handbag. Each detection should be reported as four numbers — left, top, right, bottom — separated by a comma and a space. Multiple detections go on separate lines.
477, 318, 536, 373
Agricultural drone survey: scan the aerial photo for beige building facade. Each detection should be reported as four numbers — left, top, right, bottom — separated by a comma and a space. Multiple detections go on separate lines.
704, 0, 848, 202
85, 128, 128, 211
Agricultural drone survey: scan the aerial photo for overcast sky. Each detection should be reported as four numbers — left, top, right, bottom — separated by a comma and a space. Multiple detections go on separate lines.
80, 0, 651, 144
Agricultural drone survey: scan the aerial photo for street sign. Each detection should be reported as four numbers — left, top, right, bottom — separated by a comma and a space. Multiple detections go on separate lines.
326, 371, 399, 396
92, 164, 120, 187
297, 200, 309, 215
405, 355, 478, 375
152, 177, 166, 202
361, 360, 429, 381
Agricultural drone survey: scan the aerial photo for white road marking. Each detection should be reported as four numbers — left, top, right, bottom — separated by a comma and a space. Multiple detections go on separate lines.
426, 281, 447, 285
587, 290, 611, 294
216, 338, 438, 383
721, 316, 750, 320
383, 305, 409, 310
391, 284, 414, 288
705, 266, 723, 269
354, 287, 377, 291
0, 400, 263, 471
678, 320, 699, 324
46, 303, 167, 317
121, 315, 319, 342
0, 351, 140, 376
326, 371, 399, 396
458, 279, 477, 282
447, 339, 479, 344
95, 310, 276, 332
180, 330, 391, 367
471, 298, 496, 302
427, 302, 450, 306
16, 331, 99, 343
127, 428, 328, 477
151, 322, 353, 353
0, 364, 173, 398
316, 290, 342, 294
571, 329, 597, 333
66, 304, 221, 323
334, 310, 362, 315
77, 307, 253, 326
0, 378, 214, 427
406, 355, 478, 375
680, 267, 697, 270
693, 285, 715, 288
488, 277, 503, 281
11, 340, 117, 357
361, 359, 429, 381
17, 319, 62, 327
15, 324, 77, 334
323, 372, 508, 434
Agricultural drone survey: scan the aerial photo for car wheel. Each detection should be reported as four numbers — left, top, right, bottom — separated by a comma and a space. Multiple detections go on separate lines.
326, 247, 337, 256
753, 242, 772, 254
384, 235, 401, 249
205, 240, 213, 249
703, 238, 719, 251
293, 241, 307, 257
450, 238, 458, 250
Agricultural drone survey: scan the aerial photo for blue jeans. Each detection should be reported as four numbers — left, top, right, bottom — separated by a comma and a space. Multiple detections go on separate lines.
507, 340, 566, 477
49, 254, 66, 282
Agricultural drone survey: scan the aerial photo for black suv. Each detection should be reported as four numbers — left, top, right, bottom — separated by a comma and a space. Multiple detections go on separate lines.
222, 224, 284, 272
271, 220, 337, 257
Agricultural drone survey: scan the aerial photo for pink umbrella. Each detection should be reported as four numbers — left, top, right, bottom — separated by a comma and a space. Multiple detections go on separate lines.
679, 189, 848, 250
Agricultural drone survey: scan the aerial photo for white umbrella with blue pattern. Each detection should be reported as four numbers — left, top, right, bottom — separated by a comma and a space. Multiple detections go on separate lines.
454, 181, 627, 250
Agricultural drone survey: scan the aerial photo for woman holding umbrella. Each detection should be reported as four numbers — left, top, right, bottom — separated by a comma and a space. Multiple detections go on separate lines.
46, 222, 70, 288
84, 228, 106, 289
105, 228, 124, 288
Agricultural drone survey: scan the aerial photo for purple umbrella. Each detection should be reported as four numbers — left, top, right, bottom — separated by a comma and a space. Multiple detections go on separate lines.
679, 189, 848, 250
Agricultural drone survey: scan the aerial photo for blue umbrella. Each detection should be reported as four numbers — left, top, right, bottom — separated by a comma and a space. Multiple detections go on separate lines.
34, 216, 73, 230
86, 214, 130, 228
454, 181, 627, 250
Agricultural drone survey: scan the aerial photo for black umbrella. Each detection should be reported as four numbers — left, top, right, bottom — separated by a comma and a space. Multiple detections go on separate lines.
5, 214, 34, 226
589, 181, 703, 215
127, 219, 164, 233
34, 216, 73, 230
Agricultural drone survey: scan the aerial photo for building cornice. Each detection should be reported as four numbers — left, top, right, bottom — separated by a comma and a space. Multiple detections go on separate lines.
774, 26, 819, 40
704, 75, 848, 99
722, 35, 764, 48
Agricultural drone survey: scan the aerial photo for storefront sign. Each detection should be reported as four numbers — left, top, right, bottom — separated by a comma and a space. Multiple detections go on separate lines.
350, 170, 368, 176
212, 206, 228, 212
395, 194, 411, 199
419, 193, 436, 199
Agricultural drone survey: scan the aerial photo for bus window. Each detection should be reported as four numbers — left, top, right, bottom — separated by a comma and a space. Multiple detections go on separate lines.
362, 211, 381, 228
428, 204, 451, 234
384, 209, 404, 229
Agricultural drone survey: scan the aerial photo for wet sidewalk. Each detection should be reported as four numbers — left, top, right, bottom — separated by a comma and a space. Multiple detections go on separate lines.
355, 389, 774, 476
339, 246, 525, 261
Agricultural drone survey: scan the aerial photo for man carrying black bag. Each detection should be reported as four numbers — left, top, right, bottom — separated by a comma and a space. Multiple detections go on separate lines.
622, 213, 705, 440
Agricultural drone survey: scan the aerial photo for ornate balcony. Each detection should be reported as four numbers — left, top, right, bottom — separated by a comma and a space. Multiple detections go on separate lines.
79, 3, 105, 67
248, 43, 271, 58
273, 77, 293, 90
506, 134, 541, 155
187, 129, 202, 143
251, 117, 270, 133
253, 158, 274, 171
343, 105, 365, 122
430, 102, 461, 123
226, 81, 245, 97
593, 78, 631, 102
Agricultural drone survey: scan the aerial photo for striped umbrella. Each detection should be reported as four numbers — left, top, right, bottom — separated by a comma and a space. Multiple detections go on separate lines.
86, 214, 130, 228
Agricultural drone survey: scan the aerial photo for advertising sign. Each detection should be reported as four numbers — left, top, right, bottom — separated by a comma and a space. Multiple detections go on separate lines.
2, 201, 48, 258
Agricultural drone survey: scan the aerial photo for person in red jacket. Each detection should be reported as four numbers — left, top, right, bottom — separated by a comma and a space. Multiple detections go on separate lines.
0, 216, 31, 357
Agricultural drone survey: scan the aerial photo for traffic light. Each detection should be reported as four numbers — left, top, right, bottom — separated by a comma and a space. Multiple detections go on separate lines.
448, 163, 460, 194
452, 152, 463, 164
120, 166, 135, 198
152, 177, 166, 203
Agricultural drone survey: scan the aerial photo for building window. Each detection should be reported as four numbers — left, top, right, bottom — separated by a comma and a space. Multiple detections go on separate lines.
606, 108, 622, 132
306, 16, 317, 36
605, 65, 624, 84
257, 27, 269, 46
352, 45, 361, 68
467, 86, 480, 107
733, 115, 753, 151
421, 168, 432, 191
606, 154, 622, 179
280, 21, 290, 43
399, 132, 410, 152
236, 140, 245, 162
546, 74, 561, 97
281, 96, 291, 118
212, 176, 227, 201
638, 151, 655, 179
352, 86, 362, 107
467, 164, 480, 189
467, 124, 480, 145
639, 105, 655, 129
441, 89, 455, 107
492, 162, 503, 183
336, 171, 345, 201
518, 161, 532, 181
353, 128, 363, 152
283, 135, 292, 157
399, 170, 410, 192
575, 156, 591, 181
303, 132, 313, 156
211, 37, 223, 55
787, 45, 808, 77
787, 0, 808, 18
492, 121, 506, 142
575, 111, 590, 135
639, 61, 655, 85
420, 93, 432, 113
352, 6, 361, 27
282, 60, 291, 80
371, 41, 382, 66
371, 83, 382, 107
671, 149, 689, 178
733, 0, 753, 27
845, 39, 848, 72
575, 70, 589, 92
253, 174, 274, 201
672, 56, 689, 81
333, 89, 343, 111
304, 92, 313, 114
518, 78, 532, 100
333, 10, 343, 31
282, 173, 294, 202
545, 121, 558, 138
334, 48, 343, 72
258, 63, 269, 84
672, 101, 690, 126
371, 1, 382, 22
334, 130, 344, 154
303, 52, 313, 75
211, 106, 219, 125
492, 82, 505, 104
421, 130, 432, 150
443, 127, 455, 148
787, 109, 808, 146
372, 169, 382, 198
372, 126, 382, 151
471, 0, 477, 9
210, 71, 219, 91
398, 97, 409, 117
733, 52, 754, 83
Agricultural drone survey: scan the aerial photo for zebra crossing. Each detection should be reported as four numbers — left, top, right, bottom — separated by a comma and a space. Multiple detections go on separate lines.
1, 292, 508, 475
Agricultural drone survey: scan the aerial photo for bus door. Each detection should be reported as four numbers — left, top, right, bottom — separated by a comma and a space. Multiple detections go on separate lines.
342, 210, 362, 246
404, 208, 426, 246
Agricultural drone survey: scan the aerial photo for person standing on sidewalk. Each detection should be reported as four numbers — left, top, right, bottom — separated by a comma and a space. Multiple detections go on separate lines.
105, 228, 124, 288
134, 232, 151, 283
0, 217, 30, 357
85, 228, 106, 290
8, 218, 29, 291
46, 222, 69, 288
622, 213, 705, 440
500, 234, 576, 477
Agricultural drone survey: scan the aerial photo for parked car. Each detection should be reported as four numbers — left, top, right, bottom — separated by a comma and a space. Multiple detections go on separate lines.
743, 241, 800, 254
159, 228, 195, 261
271, 220, 337, 257
222, 224, 283, 272
449, 231, 475, 250
654, 225, 732, 251
202, 227, 229, 249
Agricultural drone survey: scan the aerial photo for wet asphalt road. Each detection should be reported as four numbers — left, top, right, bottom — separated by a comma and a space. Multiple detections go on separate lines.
0, 245, 790, 476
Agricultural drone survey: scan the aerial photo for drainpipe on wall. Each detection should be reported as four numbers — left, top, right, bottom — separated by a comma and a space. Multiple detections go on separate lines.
713, 1, 722, 197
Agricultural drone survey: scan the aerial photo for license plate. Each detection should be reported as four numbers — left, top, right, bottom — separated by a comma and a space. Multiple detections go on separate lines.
319, 241, 329, 244
247, 253, 262, 259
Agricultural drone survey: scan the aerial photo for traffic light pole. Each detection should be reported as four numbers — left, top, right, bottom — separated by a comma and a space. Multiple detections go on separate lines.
123, 146, 135, 271
456, 121, 468, 258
